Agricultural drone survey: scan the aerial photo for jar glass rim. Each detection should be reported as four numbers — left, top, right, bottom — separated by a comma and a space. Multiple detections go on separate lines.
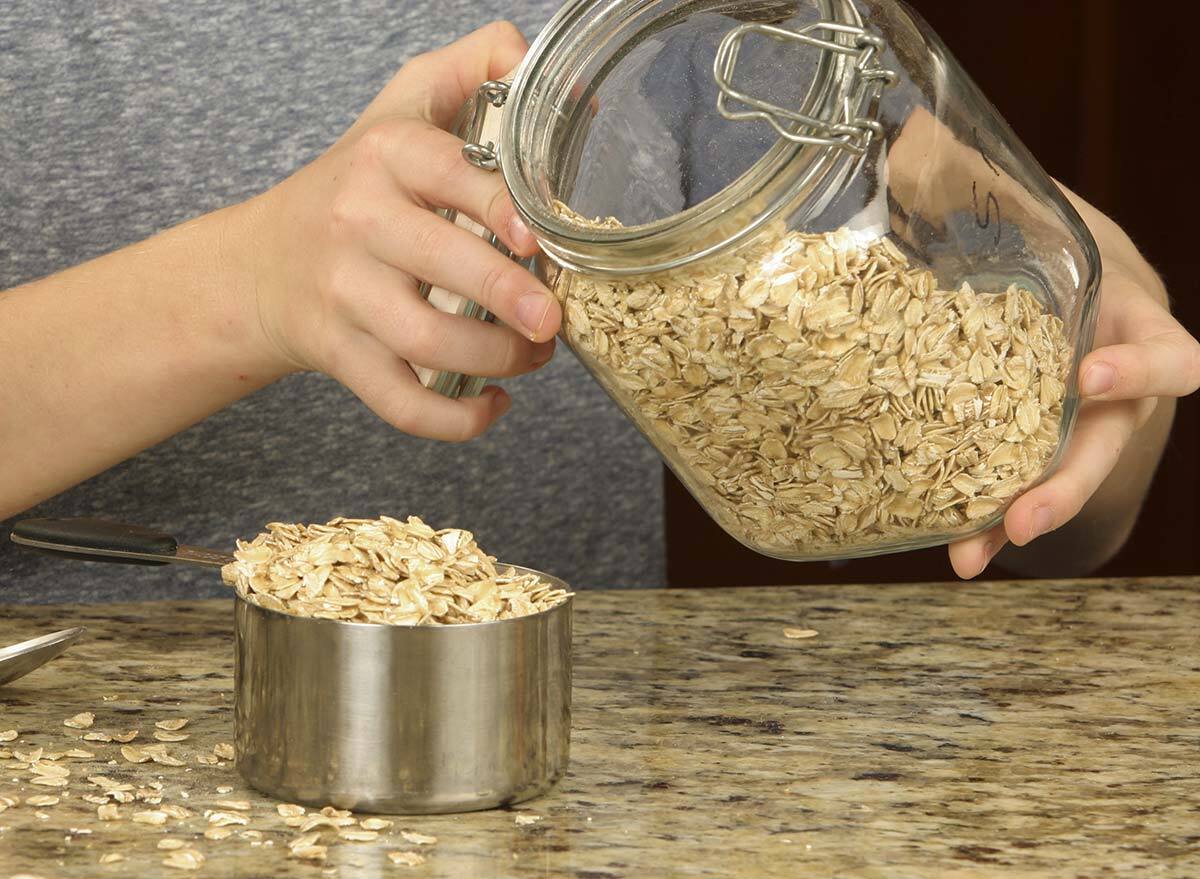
500, 0, 869, 276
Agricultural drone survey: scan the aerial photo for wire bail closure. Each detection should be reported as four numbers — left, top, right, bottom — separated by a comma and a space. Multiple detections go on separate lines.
713, 21, 897, 156
462, 80, 511, 171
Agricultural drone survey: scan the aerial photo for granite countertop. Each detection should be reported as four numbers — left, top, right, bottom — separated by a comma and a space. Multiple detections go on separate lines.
0, 578, 1197, 877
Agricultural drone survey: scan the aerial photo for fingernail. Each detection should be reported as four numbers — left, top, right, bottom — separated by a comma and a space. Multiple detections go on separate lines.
1081, 362, 1116, 397
1029, 505, 1055, 541
508, 214, 533, 249
516, 292, 552, 340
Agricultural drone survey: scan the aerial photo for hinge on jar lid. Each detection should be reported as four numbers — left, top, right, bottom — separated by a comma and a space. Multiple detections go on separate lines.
417, 77, 517, 399
713, 21, 897, 156
461, 80, 510, 171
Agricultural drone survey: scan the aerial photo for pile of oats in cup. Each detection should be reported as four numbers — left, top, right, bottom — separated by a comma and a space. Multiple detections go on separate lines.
221, 516, 571, 625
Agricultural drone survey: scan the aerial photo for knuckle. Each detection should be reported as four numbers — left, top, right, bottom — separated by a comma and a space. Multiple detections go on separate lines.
320, 259, 359, 309
408, 219, 444, 262
382, 388, 420, 433
455, 405, 492, 442
400, 52, 432, 78
477, 260, 523, 311
1060, 483, 1090, 520
409, 313, 452, 365
1183, 335, 1200, 389
327, 190, 364, 235
485, 186, 512, 234
376, 300, 418, 353
427, 140, 464, 188
484, 20, 522, 43
353, 124, 392, 167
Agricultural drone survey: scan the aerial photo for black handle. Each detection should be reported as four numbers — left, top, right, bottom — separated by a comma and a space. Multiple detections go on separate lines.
10, 517, 179, 566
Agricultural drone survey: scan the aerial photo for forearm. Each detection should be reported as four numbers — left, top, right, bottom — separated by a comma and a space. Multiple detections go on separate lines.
0, 198, 288, 519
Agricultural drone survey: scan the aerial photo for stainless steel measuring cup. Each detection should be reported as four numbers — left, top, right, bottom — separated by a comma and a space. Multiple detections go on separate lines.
10, 517, 572, 814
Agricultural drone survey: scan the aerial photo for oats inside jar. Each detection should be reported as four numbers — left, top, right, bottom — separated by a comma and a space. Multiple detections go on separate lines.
553, 205, 1072, 556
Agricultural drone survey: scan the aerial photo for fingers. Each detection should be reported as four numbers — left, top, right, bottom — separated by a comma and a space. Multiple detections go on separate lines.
386, 121, 538, 257
321, 256, 554, 377
1002, 399, 1140, 548
393, 311, 555, 378
1080, 329, 1200, 402
948, 523, 1008, 580
332, 332, 513, 442
948, 397, 1143, 579
360, 205, 561, 343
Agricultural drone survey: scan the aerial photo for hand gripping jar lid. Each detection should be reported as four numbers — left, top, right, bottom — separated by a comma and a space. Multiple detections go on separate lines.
442, 0, 1101, 562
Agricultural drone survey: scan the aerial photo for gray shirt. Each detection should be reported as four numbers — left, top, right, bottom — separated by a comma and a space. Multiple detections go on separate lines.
0, 0, 665, 602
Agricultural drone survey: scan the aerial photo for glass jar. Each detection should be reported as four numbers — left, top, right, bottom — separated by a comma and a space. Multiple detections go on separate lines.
441, 0, 1100, 561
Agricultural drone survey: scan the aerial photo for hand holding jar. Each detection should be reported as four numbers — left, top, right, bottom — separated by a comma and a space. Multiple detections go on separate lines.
950, 186, 1200, 578
245, 22, 562, 441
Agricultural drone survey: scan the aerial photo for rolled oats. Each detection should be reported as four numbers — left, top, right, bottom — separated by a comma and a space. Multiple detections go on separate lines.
63, 713, 94, 730
162, 849, 205, 871
389, 851, 426, 867
554, 207, 1071, 555
400, 830, 437, 845
221, 516, 571, 624
132, 809, 168, 825
783, 628, 819, 639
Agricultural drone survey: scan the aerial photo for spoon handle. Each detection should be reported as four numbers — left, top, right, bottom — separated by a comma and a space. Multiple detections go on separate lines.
10, 517, 232, 568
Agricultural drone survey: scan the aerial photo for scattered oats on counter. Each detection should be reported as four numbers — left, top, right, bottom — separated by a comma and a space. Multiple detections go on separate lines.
63, 713, 94, 730
339, 829, 379, 842
2, 712, 447, 870
221, 516, 572, 625
162, 848, 205, 871
554, 205, 1071, 555
400, 830, 438, 845
389, 850, 427, 867
783, 628, 819, 639
132, 809, 168, 826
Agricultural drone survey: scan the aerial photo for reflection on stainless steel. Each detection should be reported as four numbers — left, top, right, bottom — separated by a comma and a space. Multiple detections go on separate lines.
234, 566, 572, 814
0, 627, 86, 687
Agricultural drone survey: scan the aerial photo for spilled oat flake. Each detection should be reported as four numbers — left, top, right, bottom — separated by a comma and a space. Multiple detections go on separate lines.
221, 516, 571, 625
553, 205, 1071, 555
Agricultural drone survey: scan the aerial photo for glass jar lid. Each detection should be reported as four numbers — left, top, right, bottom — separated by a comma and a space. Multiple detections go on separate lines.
499, 0, 897, 275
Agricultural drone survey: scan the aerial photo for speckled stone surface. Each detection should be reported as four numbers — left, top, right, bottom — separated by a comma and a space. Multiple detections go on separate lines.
1, 579, 1197, 877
